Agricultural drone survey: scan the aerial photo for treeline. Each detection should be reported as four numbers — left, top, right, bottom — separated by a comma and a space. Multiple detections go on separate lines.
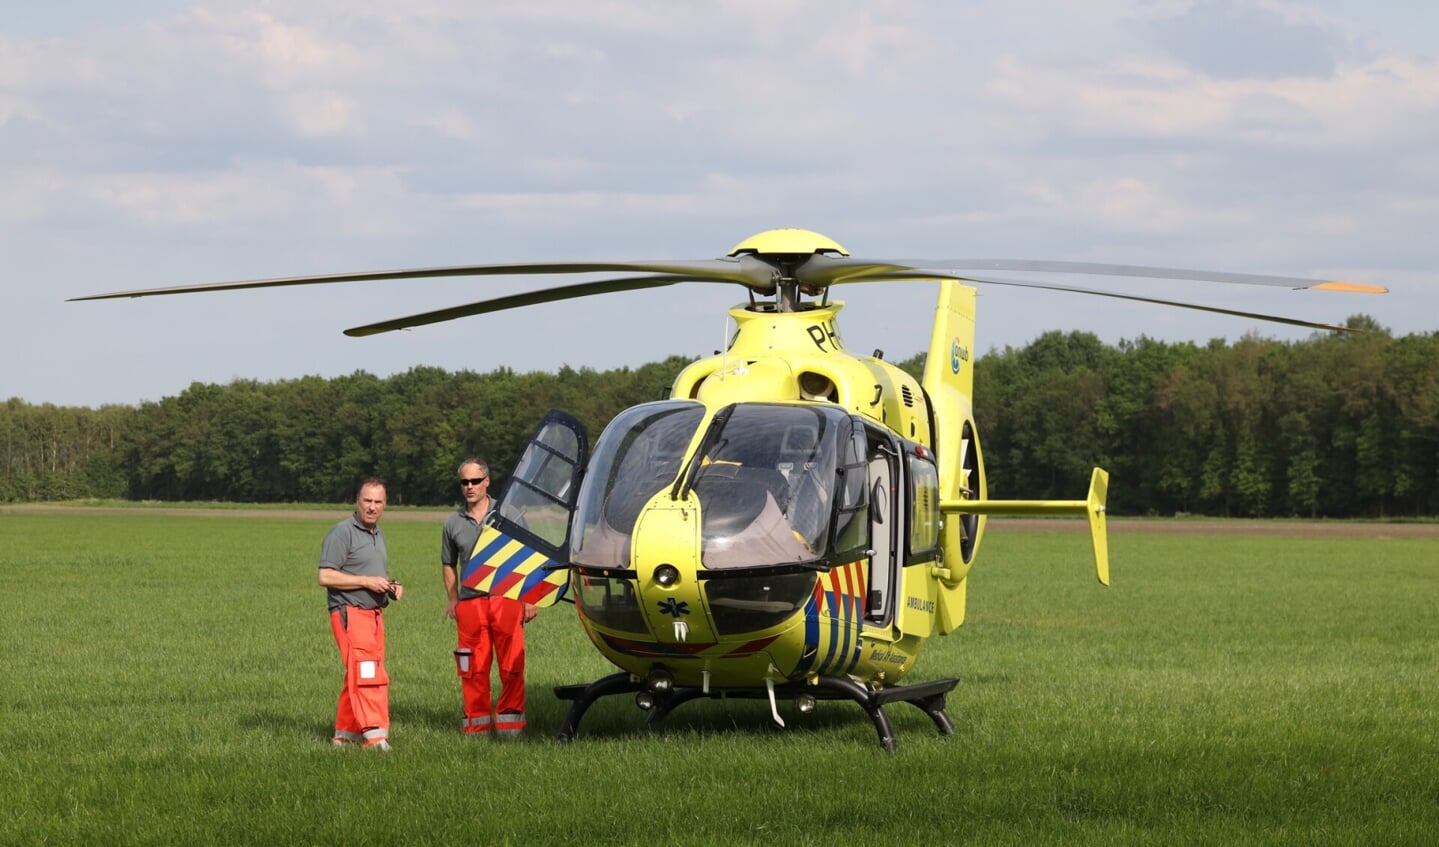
970, 318, 1439, 518
3, 322, 1436, 516
2, 359, 687, 506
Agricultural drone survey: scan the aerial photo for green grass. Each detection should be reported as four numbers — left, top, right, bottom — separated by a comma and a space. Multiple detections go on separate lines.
2, 512, 1435, 845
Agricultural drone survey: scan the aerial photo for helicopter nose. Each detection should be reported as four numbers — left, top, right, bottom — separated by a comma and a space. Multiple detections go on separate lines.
632, 506, 713, 644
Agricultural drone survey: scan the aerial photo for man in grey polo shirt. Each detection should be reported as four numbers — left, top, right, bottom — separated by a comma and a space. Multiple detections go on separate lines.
442, 457, 537, 736
319, 476, 402, 751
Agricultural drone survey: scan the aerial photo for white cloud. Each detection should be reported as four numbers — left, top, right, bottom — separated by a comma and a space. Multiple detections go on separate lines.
422, 107, 485, 140
986, 52, 1439, 151
3, 160, 413, 233
282, 89, 362, 136
205, 9, 360, 79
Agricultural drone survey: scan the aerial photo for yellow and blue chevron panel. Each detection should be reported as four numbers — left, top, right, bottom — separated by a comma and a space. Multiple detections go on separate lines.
461, 525, 568, 607
795, 559, 867, 677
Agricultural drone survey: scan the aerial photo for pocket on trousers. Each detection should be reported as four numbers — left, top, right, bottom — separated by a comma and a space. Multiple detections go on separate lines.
454, 648, 474, 678
352, 648, 390, 687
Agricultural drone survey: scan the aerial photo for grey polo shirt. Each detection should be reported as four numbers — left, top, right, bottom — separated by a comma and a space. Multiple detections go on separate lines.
441, 506, 489, 600
319, 512, 389, 612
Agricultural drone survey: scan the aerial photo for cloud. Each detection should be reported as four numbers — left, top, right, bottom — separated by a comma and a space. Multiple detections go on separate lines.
988, 53, 1438, 148
4, 1, 1436, 406
3, 159, 416, 238
1148, 0, 1351, 79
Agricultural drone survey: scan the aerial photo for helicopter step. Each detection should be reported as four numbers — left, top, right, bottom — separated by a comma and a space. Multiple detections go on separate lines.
553, 673, 959, 752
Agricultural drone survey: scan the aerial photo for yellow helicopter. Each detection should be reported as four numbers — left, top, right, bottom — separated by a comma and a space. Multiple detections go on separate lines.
72, 228, 1384, 750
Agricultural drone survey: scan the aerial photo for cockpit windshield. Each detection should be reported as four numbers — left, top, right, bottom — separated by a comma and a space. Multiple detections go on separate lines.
690, 404, 849, 569
571, 401, 856, 570
571, 401, 705, 568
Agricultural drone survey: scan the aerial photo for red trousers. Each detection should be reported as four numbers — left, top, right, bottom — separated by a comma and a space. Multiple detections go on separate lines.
454, 596, 526, 735
330, 606, 389, 742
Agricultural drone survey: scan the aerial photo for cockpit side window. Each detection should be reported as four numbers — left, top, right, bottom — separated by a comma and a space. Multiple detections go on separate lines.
906, 451, 941, 564
828, 419, 871, 563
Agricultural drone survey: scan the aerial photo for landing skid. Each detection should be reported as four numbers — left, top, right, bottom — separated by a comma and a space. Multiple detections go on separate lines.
553, 672, 958, 752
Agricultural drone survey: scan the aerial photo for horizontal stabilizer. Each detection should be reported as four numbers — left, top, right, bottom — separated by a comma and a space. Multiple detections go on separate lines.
941, 468, 1110, 585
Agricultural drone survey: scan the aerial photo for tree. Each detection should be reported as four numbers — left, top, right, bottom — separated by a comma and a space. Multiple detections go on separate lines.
3, 326, 1435, 516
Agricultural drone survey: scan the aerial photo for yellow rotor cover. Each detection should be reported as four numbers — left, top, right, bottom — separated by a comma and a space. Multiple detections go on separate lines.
729, 228, 849, 256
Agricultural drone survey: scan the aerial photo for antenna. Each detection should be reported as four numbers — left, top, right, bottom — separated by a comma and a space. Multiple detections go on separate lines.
719, 312, 731, 381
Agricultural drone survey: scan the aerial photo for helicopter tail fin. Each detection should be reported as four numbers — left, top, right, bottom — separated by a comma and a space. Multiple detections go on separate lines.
1086, 468, 1110, 585
922, 281, 982, 634
921, 281, 979, 504
921, 280, 978, 406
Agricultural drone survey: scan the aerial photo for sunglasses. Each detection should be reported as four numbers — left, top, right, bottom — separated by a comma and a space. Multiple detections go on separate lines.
459, 477, 487, 486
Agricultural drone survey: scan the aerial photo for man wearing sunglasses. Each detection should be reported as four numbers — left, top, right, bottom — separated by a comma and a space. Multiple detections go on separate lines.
441, 458, 537, 737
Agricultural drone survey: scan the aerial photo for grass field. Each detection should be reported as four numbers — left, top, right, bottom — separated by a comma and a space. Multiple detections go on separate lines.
2, 509, 1435, 845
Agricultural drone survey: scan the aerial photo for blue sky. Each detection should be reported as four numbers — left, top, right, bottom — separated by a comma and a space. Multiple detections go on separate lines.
3, 0, 1436, 406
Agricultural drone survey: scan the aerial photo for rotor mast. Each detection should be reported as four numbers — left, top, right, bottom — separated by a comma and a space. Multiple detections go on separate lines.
767, 258, 813, 312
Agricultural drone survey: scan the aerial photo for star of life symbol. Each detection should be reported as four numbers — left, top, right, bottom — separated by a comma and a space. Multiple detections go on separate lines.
657, 598, 690, 618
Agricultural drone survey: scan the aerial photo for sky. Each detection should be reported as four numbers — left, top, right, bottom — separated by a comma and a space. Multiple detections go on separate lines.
3, 0, 1436, 407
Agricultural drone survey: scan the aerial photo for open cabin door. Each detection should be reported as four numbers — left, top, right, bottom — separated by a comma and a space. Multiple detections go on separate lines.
462, 410, 588, 606
863, 429, 900, 627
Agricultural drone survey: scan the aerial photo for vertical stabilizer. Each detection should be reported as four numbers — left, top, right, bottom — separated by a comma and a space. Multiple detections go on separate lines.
921, 281, 983, 633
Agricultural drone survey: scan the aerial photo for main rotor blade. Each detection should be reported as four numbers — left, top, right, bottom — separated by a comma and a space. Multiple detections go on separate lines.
862, 271, 1365, 333
797, 255, 1386, 293
67, 257, 770, 302
343, 274, 706, 336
